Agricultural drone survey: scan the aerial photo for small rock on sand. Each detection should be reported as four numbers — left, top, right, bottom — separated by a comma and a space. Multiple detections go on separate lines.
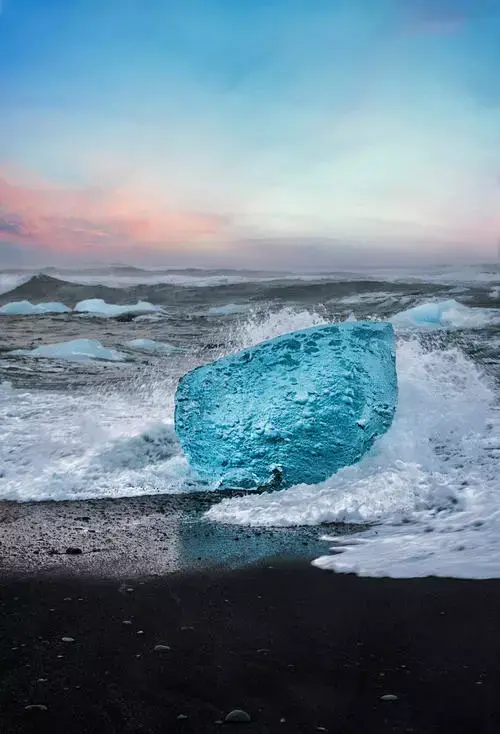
224, 709, 251, 723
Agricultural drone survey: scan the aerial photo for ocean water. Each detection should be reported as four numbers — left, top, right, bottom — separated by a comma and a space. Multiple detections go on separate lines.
0, 264, 499, 579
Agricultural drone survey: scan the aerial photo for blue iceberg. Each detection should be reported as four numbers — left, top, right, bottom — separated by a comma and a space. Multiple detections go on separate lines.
391, 299, 462, 327
175, 322, 397, 490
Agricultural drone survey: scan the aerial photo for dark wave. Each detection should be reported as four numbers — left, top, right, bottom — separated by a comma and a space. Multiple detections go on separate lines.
0, 272, 451, 310
0, 274, 129, 307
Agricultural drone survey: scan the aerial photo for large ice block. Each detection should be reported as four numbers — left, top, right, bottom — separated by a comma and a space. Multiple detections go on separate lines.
175, 322, 397, 490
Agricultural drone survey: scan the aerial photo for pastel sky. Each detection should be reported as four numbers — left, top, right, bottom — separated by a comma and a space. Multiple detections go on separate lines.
1, 0, 500, 268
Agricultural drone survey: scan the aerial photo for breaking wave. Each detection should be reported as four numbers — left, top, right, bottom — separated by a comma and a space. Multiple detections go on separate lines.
1, 302, 499, 578
207, 313, 500, 578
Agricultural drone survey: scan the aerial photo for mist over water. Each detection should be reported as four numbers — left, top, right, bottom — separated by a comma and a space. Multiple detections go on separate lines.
0, 265, 499, 578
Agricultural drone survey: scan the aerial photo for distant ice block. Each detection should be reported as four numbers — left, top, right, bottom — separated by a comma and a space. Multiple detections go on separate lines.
0, 300, 70, 315
9, 338, 126, 362
175, 321, 397, 490
390, 299, 499, 328
74, 298, 162, 318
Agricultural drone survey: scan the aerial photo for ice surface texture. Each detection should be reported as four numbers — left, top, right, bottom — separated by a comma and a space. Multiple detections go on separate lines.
175, 321, 397, 490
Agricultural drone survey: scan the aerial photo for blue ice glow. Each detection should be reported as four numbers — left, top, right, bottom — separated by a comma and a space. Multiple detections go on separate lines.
175, 322, 397, 490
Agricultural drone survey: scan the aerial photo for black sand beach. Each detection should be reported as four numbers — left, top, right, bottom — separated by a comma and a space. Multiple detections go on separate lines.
2, 558, 500, 733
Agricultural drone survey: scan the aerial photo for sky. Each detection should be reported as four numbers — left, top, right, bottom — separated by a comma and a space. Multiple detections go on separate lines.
1, 0, 500, 269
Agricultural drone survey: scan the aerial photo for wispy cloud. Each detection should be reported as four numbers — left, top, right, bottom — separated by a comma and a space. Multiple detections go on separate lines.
0, 169, 228, 257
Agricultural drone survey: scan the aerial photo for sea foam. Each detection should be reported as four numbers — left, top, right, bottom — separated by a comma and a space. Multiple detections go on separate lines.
1, 305, 499, 579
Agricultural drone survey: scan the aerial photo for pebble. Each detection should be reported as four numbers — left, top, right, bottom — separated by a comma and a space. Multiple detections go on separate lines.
224, 709, 251, 723
380, 694, 398, 701
61, 637, 75, 643
153, 644, 171, 652
177, 714, 188, 720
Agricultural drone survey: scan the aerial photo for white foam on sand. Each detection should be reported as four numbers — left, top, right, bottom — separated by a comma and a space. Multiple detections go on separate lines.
9, 339, 126, 362
0, 300, 71, 315
74, 299, 163, 317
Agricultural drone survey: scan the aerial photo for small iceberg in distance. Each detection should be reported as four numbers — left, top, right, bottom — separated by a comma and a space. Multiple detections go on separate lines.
175, 321, 397, 490
391, 299, 500, 328
74, 298, 163, 318
124, 338, 185, 355
9, 338, 126, 362
0, 300, 71, 315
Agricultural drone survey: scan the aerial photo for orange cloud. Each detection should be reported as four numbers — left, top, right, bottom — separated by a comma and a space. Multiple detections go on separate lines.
0, 168, 227, 256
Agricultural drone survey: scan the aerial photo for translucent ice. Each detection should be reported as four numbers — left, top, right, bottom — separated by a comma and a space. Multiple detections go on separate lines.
74, 299, 162, 317
391, 299, 500, 328
175, 321, 397, 490
0, 300, 70, 315
9, 338, 126, 362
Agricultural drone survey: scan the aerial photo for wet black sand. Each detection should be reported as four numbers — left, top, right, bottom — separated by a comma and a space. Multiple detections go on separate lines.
0, 495, 334, 577
1, 558, 500, 733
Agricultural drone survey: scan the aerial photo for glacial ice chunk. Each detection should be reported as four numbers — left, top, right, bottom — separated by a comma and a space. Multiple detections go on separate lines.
390, 299, 500, 328
0, 300, 70, 315
9, 338, 126, 362
175, 321, 397, 490
74, 298, 163, 318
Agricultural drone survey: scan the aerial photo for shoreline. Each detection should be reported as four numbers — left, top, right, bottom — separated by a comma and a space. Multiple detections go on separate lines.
0, 493, 338, 578
1, 559, 500, 733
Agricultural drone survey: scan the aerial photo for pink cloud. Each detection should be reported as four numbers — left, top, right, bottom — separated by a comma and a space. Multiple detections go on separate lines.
0, 168, 227, 256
